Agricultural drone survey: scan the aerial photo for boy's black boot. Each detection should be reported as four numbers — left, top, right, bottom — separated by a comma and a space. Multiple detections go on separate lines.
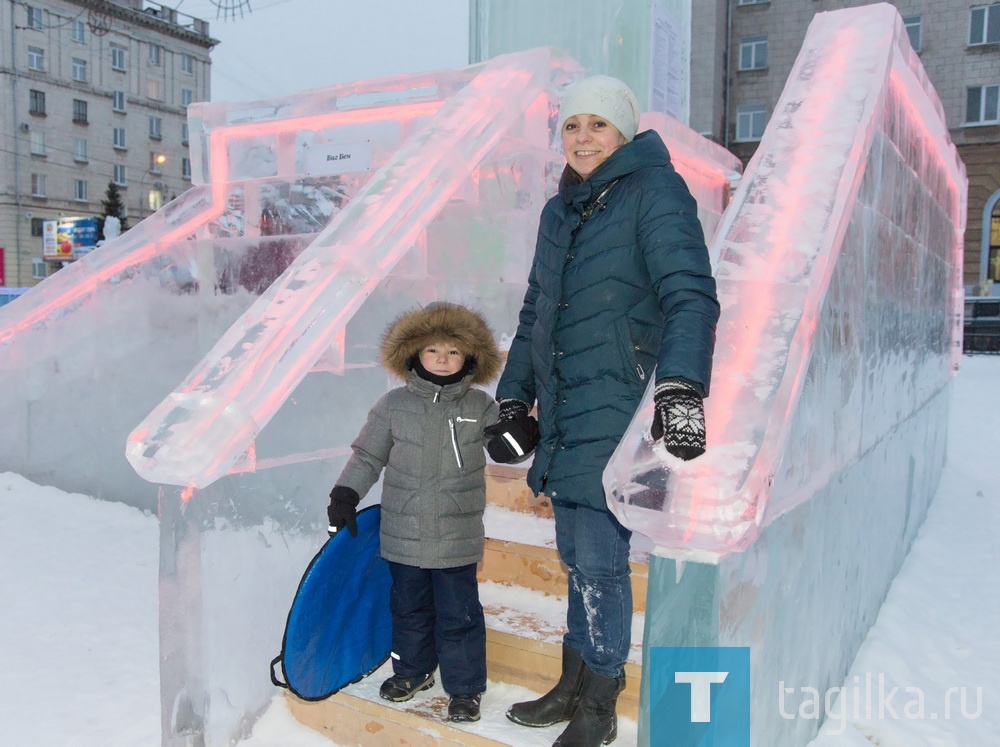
379, 672, 434, 702
506, 644, 586, 727
552, 667, 625, 746
448, 693, 482, 722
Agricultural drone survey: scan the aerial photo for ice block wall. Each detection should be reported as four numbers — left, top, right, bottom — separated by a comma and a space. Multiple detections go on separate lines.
610, 6, 966, 746
0, 46, 740, 744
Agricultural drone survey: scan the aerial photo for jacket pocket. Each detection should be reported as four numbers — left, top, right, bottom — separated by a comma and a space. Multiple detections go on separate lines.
613, 315, 646, 384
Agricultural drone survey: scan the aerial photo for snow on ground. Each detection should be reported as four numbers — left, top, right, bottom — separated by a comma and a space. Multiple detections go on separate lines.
804, 354, 1000, 746
0, 356, 997, 746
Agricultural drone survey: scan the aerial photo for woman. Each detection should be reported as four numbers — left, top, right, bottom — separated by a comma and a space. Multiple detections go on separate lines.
486, 75, 719, 746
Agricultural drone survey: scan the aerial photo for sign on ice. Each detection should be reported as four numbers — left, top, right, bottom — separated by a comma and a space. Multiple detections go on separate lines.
304, 139, 372, 176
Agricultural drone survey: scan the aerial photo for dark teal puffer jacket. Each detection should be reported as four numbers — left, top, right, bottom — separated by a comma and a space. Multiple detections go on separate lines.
496, 130, 720, 509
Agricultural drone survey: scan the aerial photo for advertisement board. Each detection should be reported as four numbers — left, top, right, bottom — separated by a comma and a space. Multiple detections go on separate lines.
43, 217, 99, 261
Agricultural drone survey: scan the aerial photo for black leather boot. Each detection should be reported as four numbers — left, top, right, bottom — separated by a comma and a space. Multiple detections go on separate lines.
506, 644, 586, 727
553, 667, 625, 746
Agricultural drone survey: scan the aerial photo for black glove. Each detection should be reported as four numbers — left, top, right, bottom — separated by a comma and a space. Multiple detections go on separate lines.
651, 379, 706, 460
484, 398, 540, 463
327, 485, 361, 537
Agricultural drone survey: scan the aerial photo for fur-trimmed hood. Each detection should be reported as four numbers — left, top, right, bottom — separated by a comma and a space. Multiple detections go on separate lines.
380, 303, 502, 385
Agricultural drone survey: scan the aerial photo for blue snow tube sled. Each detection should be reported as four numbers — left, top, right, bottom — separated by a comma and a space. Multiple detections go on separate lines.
271, 505, 392, 700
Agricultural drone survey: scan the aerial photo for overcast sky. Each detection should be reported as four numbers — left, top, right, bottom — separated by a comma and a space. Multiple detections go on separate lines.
175, 0, 470, 103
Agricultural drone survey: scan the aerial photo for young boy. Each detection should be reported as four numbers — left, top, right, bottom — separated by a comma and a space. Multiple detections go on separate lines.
326, 302, 502, 723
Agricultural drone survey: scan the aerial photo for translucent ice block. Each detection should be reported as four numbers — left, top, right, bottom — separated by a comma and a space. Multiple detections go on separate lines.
604, 4, 967, 557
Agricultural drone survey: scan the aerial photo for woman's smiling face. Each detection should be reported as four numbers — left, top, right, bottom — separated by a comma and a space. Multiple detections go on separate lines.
561, 114, 626, 179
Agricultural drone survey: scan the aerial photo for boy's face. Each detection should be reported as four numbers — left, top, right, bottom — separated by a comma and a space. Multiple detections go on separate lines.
419, 340, 465, 376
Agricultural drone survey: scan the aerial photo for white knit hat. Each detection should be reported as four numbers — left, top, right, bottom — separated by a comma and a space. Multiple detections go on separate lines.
557, 75, 641, 143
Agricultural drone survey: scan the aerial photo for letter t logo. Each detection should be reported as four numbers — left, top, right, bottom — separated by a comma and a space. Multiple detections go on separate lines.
674, 671, 729, 722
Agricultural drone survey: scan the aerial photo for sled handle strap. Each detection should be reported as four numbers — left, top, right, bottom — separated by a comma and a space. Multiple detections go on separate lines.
270, 654, 288, 689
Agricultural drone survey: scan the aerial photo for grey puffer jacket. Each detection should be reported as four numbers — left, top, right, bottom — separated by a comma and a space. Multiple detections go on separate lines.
335, 304, 501, 569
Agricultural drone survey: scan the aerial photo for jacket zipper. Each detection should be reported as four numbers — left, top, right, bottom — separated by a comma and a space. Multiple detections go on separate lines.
636, 363, 646, 381
448, 418, 464, 470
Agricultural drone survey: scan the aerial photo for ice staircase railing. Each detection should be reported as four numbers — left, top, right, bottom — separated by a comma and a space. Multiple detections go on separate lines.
0, 59, 505, 353
604, 4, 967, 558
125, 48, 574, 488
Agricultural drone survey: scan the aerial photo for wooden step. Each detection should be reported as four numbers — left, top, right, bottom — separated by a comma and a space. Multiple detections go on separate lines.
285, 660, 640, 746
485, 464, 552, 517
479, 536, 648, 612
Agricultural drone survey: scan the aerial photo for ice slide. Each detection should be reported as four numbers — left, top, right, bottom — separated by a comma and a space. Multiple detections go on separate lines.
0, 6, 966, 746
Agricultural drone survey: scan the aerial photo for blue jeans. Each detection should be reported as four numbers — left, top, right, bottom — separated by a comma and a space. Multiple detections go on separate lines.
386, 561, 487, 696
553, 500, 633, 678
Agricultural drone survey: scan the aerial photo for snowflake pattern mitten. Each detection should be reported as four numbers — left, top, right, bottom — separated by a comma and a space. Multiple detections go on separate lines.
651, 379, 706, 460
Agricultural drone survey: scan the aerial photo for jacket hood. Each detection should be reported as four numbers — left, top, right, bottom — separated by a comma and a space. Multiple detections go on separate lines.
380, 303, 502, 385
559, 129, 673, 206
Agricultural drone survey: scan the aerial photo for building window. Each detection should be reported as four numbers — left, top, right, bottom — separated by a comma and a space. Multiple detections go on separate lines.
74, 180, 88, 202
29, 89, 46, 115
147, 79, 162, 101
903, 15, 922, 52
33, 258, 48, 280
74, 138, 88, 162
113, 127, 127, 149
72, 58, 87, 82
181, 53, 193, 75
736, 104, 767, 141
182, 157, 192, 180
181, 88, 194, 106
26, 5, 42, 30
181, 123, 189, 144
111, 46, 126, 72
72, 19, 86, 43
30, 130, 45, 156
970, 4, 1000, 45
31, 217, 45, 237
148, 189, 163, 211
113, 90, 126, 112
27, 46, 44, 72
149, 116, 162, 139
148, 43, 162, 66
113, 164, 127, 186
72, 99, 88, 124
31, 173, 46, 197
739, 35, 768, 70
966, 84, 1000, 124
150, 151, 164, 173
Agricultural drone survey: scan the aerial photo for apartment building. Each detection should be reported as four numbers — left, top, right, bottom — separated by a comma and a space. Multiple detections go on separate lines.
691, 0, 1000, 292
0, 0, 216, 287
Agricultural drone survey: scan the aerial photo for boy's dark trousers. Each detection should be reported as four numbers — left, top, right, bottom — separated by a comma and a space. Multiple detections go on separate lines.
386, 560, 487, 697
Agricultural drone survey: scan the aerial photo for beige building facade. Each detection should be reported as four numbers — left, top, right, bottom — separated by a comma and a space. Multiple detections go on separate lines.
0, 0, 215, 287
690, 0, 1000, 292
